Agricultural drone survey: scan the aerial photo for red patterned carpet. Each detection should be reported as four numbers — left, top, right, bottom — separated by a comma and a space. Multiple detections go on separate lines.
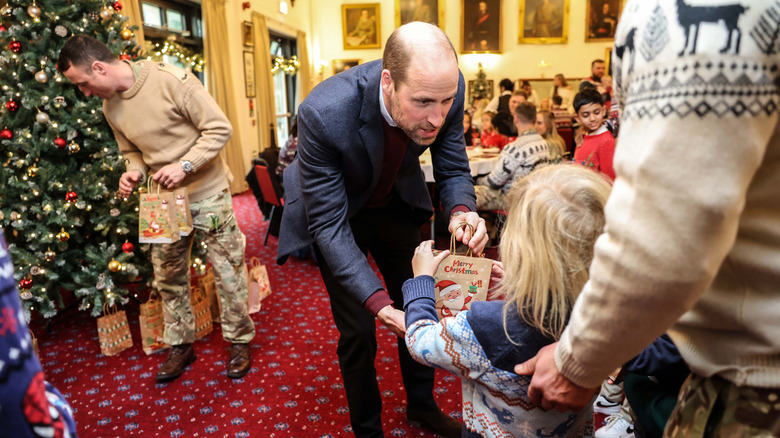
33, 191, 462, 437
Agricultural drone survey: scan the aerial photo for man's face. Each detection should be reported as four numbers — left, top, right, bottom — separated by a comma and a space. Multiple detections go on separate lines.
383, 57, 459, 146
591, 62, 605, 80
576, 102, 605, 133
508, 94, 526, 114
62, 62, 115, 99
479, 2, 487, 14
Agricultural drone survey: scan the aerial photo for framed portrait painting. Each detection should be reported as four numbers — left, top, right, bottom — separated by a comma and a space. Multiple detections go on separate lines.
342, 3, 381, 50
333, 59, 361, 74
395, 0, 443, 28
586, 0, 622, 41
461, 0, 501, 53
518, 0, 569, 44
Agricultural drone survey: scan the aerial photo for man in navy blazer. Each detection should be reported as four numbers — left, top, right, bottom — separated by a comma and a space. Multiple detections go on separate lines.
277, 23, 488, 437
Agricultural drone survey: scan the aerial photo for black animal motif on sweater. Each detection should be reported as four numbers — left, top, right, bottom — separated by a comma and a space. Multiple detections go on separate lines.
676, 0, 748, 56
615, 27, 637, 75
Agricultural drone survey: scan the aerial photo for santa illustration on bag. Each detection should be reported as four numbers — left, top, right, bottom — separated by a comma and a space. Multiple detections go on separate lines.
435, 279, 463, 319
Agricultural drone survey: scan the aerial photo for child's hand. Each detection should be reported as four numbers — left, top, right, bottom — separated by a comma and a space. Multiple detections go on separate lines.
487, 260, 506, 301
412, 240, 449, 277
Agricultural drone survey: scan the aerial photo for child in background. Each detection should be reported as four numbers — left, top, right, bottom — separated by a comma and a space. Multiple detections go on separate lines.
572, 88, 616, 181
479, 111, 510, 149
403, 163, 611, 438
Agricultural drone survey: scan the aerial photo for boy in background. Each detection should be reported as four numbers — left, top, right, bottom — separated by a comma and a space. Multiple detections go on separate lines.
572, 88, 616, 181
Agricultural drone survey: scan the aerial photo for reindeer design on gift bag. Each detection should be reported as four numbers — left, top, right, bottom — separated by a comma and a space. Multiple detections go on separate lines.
676, 0, 748, 56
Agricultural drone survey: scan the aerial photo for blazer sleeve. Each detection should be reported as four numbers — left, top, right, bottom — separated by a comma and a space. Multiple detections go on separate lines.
430, 72, 477, 216
295, 101, 384, 305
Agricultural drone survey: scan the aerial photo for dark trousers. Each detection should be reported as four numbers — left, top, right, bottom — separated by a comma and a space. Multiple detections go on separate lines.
314, 199, 437, 437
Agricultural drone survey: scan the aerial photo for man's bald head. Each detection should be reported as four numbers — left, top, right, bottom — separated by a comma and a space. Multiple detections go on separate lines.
383, 22, 457, 90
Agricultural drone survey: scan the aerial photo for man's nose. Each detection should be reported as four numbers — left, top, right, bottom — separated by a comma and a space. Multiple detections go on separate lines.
427, 107, 445, 128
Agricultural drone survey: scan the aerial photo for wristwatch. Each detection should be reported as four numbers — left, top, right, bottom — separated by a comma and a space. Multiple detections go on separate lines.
180, 160, 194, 174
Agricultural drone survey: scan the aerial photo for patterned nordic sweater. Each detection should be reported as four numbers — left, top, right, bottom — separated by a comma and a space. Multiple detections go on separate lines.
476, 129, 550, 193
556, 0, 780, 390
403, 276, 593, 438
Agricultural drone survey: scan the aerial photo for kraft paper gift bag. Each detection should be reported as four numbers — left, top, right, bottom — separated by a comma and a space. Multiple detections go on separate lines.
433, 222, 493, 320
139, 291, 169, 355
138, 177, 180, 244
247, 257, 272, 314
97, 304, 133, 356
173, 187, 193, 236
190, 286, 213, 340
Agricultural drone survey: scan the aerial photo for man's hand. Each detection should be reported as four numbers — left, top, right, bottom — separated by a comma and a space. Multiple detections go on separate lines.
118, 170, 143, 197
153, 162, 187, 189
412, 240, 450, 277
376, 305, 406, 337
448, 212, 489, 255
514, 343, 598, 412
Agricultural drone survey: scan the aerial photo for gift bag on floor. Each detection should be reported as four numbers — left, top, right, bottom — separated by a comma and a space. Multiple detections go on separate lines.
247, 257, 272, 314
139, 291, 169, 355
190, 286, 213, 340
173, 187, 193, 236
139, 177, 180, 243
29, 329, 39, 359
433, 222, 493, 320
197, 267, 221, 323
97, 304, 133, 356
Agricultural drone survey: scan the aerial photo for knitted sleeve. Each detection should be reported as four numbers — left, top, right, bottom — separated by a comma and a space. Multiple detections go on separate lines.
177, 81, 233, 171
105, 108, 147, 180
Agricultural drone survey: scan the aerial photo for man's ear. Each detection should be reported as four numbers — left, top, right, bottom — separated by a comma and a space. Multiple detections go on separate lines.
91, 60, 108, 75
380, 69, 394, 96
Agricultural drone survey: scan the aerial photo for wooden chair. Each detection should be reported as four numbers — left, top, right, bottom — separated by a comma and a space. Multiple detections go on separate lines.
254, 161, 284, 246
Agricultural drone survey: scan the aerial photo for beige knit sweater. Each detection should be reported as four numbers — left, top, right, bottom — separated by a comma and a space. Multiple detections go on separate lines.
555, 0, 780, 389
103, 61, 232, 203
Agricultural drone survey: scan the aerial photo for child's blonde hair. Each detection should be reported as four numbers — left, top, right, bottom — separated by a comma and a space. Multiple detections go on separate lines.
500, 163, 612, 340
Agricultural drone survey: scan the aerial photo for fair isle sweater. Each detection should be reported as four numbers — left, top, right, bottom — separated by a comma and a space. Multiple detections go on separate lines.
476, 129, 550, 193
556, 0, 780, 389
103, 61, 232, 202
403, 276, 594, 438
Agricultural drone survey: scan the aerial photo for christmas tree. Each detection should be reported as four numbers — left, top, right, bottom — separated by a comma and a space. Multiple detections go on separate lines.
0, 0, 152, 319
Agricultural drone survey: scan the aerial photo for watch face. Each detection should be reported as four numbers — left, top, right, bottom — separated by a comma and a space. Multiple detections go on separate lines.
181, 161, 193, 173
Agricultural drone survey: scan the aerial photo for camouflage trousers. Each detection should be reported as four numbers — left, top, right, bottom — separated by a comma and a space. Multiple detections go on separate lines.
150, 189, 255, 346
474, 185, 506, 210
665, 373, 780, 437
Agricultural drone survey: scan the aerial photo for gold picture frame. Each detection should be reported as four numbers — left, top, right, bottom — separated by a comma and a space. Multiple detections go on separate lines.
333, 59, 361, 74
461, 0, 502, 53
243, 51, 256, 98
518, 0, 569, 44
342, 3, 381, 50
242, 21, 254, 47
605, 47, 612, 75
395, 0, 444, 29
585, 0, 622, 42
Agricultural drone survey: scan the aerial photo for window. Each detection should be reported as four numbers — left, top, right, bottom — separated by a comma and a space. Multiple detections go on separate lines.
270, 32, 297, 147
141, 0, 204, 82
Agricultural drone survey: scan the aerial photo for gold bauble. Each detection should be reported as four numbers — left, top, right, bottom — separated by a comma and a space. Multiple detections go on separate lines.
67, 142, 80, 154
27, 165, 38, 177
27, 4, 41, 18
120, 28, 132, 40
34, 70, 48, 83
108, 260, 121, 272
56, 228, 70, 242
99, 8, 113, 20
44, 249, 56, 261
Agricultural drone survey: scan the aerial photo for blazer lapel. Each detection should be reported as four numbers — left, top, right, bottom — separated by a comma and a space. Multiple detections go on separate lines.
358, 62, 385, 193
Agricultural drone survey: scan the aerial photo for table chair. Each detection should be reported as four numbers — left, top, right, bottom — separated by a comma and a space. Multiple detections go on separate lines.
254, 160, 284, 246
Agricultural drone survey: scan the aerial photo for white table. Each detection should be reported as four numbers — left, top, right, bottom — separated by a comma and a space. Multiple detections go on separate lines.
419, 149, 500, 183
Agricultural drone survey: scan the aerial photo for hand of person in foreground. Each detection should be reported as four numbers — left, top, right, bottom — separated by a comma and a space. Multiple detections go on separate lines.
118, 170, 142, 197
411, 240, 450, 277
153, 162, 187, 189
448, 212, 489, 255
514, 343, 598, 412
377, 305, 406, 337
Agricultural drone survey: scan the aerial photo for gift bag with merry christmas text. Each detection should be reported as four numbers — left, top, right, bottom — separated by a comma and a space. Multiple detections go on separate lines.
432, 223, 492, 320
138, 178, 180, 244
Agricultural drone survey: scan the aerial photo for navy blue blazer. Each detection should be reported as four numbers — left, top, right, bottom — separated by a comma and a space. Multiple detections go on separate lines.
277, 59, 476, 305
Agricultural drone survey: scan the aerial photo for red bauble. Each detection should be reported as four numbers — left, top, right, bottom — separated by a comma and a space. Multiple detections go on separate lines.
9, 40, 21, 53
119, 54, 131, 61
0, 129, 11, 140
65, 191, 78, 202
122, 242, 134, 253
19, 278, 33, 290
54, 137, 66, 148
6, 100, 18, 111
112, 1, 122, 10
0, 25, 7, 32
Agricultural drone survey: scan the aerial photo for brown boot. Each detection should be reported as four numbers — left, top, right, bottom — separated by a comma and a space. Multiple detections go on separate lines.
227, 343, 251, 379
155, 344, 196, 382
407, 407, 462, 438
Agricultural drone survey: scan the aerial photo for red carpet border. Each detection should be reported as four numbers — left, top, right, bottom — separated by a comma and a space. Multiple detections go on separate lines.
35, 191, 462, 437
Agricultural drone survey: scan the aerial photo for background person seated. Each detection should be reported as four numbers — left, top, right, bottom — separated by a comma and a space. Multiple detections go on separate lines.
475, 102, 550, 210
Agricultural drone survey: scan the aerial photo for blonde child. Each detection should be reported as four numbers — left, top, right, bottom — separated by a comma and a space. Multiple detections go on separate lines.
403, 164, 611, 437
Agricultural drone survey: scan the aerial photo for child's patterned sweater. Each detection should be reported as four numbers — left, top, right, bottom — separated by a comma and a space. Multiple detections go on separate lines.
403, 275, 593, 438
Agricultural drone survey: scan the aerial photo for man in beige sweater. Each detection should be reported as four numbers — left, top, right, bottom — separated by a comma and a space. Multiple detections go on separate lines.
516, 0, 780, 435
58, 35, 254, 382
